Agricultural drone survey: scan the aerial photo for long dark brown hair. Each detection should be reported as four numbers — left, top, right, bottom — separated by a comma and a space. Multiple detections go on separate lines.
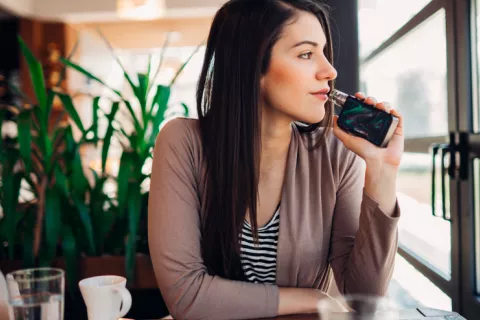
196, 0, 335, 280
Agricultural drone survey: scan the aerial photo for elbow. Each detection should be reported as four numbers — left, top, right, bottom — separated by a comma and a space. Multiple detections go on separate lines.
160, 272, 210, 320
168, 302, 201, 320
341, 264, 394, 297
165, 296, 206, 320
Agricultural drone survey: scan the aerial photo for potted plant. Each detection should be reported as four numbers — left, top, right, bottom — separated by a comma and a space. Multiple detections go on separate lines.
0, 36, 106, 292
0, 32, 201, 293
61, 30, 201, 283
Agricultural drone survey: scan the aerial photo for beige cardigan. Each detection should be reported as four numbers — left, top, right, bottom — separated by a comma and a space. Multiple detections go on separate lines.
148, 118, 400, 320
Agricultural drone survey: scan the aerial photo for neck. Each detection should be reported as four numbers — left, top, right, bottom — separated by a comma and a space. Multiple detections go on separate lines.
260, 107, 292, 172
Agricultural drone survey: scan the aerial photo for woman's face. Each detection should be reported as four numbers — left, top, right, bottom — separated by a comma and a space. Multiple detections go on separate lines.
260, 10, 337, 125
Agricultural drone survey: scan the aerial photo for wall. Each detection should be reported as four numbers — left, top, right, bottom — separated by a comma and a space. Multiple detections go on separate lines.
325, 0, 360, 95
69, 16, 212, 49
0, 0, 33, 17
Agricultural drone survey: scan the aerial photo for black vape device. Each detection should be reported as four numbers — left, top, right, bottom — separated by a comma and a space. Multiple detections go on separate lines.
329, 89, 399, 148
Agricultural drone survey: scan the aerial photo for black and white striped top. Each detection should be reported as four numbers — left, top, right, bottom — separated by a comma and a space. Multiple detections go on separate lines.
240, 206, 280, 284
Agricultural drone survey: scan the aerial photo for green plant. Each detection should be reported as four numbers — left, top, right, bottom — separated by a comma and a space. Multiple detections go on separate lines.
61, 30, 201, 282
0, 31, 200, 287
0, 36, 119, 291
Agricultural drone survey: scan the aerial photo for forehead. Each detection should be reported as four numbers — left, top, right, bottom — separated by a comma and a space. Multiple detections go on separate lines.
279, 10, 327, 46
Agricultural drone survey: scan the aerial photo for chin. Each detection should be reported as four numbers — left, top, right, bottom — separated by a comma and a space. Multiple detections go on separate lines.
294, 111, 325, 125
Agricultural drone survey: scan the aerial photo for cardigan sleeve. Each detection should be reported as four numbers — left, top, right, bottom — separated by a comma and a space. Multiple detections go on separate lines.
148, 118, 279, 320
328, 150, 400, 295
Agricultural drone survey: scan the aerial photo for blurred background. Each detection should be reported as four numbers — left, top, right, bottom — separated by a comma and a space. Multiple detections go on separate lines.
1, 0, 479, 319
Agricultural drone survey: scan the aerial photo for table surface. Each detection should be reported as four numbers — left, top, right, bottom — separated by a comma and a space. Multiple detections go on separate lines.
128, 307, 467, 319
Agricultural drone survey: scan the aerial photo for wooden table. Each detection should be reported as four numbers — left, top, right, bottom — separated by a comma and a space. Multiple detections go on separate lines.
257, 307, 467, 319
128, 307, 467, 319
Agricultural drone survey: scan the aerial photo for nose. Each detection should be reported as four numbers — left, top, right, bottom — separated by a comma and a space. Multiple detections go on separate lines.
315, 57, 337, 81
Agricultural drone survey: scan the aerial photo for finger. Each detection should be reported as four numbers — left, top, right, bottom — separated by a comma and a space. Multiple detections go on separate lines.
364, 96, 377, 106
354, 92, 366, 101
390, 109, 404, 135
376, 101, 391, 113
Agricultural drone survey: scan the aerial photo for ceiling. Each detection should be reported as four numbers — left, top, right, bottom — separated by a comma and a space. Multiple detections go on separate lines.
0, 0, 226, 22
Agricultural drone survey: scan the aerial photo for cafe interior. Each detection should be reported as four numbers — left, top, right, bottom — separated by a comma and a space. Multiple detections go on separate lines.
1, 0, 480, 319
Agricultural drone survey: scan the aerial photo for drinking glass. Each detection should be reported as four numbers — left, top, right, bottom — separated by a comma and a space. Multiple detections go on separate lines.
6, 268, 64, 320
317, 294, 399, 320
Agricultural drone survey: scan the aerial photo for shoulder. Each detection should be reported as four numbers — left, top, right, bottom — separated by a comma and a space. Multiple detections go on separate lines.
155, 117, 202, 153
153, 117, 203, 166
157, 117, 201, 145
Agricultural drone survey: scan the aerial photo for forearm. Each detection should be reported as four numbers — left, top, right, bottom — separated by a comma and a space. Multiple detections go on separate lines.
278, 287, 333, 315
363, 162, 399, 217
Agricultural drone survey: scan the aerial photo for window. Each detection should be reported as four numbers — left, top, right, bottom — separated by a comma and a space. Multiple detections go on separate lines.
361, 10, 448, 138
358, 0, 432, 58
360, 8, 450, 276
358, 0, 455, 311
389, 254, 452, 310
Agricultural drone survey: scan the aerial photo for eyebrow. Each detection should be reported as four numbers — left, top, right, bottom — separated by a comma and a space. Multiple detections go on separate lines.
291, 40, 327, 49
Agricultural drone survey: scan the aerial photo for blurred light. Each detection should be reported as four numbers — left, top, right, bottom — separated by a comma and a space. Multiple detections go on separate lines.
88, 158, 120, 176
117, 0, 165, 20
1, 121, 18, 139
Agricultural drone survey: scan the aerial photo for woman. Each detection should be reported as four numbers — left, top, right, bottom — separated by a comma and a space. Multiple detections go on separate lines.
0, 270, 8, 320
148, 0, 404, 319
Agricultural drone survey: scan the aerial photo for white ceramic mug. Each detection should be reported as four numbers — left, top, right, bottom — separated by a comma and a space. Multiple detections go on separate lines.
79, 275, 132, 320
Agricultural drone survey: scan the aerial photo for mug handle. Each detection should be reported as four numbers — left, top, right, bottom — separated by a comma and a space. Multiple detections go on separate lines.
113, 286, 132, 318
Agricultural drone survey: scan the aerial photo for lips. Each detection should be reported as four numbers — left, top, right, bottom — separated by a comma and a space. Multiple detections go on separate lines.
311, 88, 330, 101
312, 88, 330, 95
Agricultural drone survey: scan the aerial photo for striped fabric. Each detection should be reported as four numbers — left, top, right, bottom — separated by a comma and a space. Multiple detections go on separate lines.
240, 207, 280, 284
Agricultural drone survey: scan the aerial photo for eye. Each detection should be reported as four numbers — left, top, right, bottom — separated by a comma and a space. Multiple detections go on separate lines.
298, 51, 313, 59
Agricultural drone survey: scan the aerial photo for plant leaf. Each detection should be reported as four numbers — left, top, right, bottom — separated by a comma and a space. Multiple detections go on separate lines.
23, 207, 36, 267
125, 183, 142, 283
18, 110, 32, 175
45, 89, 56, 123
123, 100, 142, 135
60, 58, 123, 98
147, 33, 171, 96
89, 175, 115, 255
72, 148, 89, 195
92, 96, 101, 145
64, 127, 89, 194
54, 166, 69, 198
181, 102, 189, 117
102, 101, 120, 173
147, 54, 152, 78
7, 81, 33, 106
169, 41, 203, 87
56, 37, 80, 88
45, 187, 62, 264
62, 223, 79, 294
43, 133, 53, 174
3, 158, 22, 259
150, 85, 170, 146
137, 73, 148, 121
72, 194, 96, 256
32, 105, 44, 137
57, 93, 86, 134
18, 36, 47, 112
117, 151, 134, 219
95, 28, 141, 105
